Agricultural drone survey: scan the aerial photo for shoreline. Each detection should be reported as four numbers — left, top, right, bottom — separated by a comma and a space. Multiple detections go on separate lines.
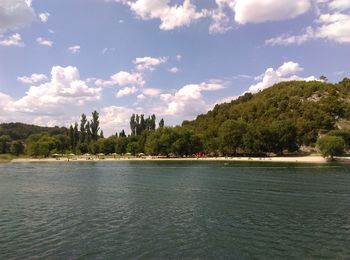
10, 155, 348, 164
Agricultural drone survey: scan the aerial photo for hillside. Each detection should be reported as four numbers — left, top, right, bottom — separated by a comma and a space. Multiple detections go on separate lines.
0, 122, 67, 141
183, 79, 350, 149
1, 79, 350, 157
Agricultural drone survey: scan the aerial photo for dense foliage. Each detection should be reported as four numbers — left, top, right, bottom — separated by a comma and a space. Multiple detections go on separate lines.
0, 122, 66, 140
317, 135, 345, 160
1, 79, 350, 158
183, 79, 350, 155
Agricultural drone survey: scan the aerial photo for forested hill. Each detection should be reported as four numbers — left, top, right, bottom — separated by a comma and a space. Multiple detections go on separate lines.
182, 78, 350, 147
1, 79, 350, 158
0, 123, 67, 141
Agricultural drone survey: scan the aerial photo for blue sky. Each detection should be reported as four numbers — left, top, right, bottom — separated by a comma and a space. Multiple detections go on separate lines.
0, 0, 349, 135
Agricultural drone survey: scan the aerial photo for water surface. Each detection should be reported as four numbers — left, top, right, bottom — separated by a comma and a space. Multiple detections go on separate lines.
0, 161, 349, 258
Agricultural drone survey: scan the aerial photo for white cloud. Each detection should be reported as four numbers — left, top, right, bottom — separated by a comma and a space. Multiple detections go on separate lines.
276, 61, 303, 75
207, 0, 236, 34
199, 81, 225, 91
96, 71, 145, 87
120, 0, 207, 30
142, 88, 162, 96
168, 67, 179, 73
95, 78, 115, 87
137, 94, 146, 100
266, 0, 350, 45
101, 47, 115, 55
116, 0, 316, 33
17, 73, 48, 84
328, 0, 350, 10
316, 12, 350, 43
0, 66, 103, 127
176, 54, 182, 61
159, 81, 224, 117
248, 61, 317, 93
0, 0, 35, 32
100, 106, 142, 135
159, 93, 172, 102
209, 6, 232, 34
68, 45, 80, 54
116, 86, 138, 97
208, 0, 311, 29
112, 71, 145, 86
0, 33, 24, 46
0, 92, 13, 122
267, 12, 350, 45
36, 37, 53, 47
7, 66, 102, 114
232, 0, 311, 24
266, 26, 315, 46
0, 92, 12, 104
39, 12, 50, 23
133, 56, 167, 71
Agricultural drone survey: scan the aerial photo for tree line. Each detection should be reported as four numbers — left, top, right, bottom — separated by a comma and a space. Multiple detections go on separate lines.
0, 79, 350, 159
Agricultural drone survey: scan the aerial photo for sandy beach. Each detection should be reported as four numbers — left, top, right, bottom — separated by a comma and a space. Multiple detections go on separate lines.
10, 155, 347, 164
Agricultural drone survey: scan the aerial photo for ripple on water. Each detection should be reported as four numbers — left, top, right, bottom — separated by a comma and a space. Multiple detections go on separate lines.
0, 161, 350, 259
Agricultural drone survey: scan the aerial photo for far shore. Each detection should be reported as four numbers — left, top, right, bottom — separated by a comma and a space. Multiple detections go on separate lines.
10, 155, 350, 164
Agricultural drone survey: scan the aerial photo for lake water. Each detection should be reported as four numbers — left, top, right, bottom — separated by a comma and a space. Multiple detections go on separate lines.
0, 161, 349, 259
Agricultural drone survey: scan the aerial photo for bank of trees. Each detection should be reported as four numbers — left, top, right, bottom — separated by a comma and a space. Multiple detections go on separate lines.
182, 79, 350, 156
1, 79, 350, 158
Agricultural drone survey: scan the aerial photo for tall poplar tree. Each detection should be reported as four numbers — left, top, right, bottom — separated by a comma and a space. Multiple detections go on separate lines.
73, 123, 79, 149
90, 110, 100, 141
130, 114, 136, 135
80, 113, 87, 143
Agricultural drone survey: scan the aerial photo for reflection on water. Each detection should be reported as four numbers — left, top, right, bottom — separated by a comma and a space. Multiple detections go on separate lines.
0, 161, 349, 258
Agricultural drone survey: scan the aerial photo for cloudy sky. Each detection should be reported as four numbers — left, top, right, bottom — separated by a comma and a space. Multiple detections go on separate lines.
0, 0, 349, 135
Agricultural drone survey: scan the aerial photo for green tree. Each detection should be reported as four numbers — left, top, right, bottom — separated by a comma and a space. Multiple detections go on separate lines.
89, 141, 100, 154
170, 128, 203, 156
127, 141, 139, 155
10, 141, 25, 156
158, 127, 177, 156
159, 118, 164, 128
78, 143, 89, 154
151, 114, 156, 130
135, 114, 141, 135
140, 114, 146, 133
317, 135, 345, 160
73, 123, 79, 149
80, 113, 87, 143
119, 130, 126, 138
39, 142, 50, 157
90, 110, 100, 141
243, 124, 269, 155
319, 75, 328, 82
68, 125, 75, 149
115, 136, 128, 154
25, 133, 56, 157
101, 137, 116, 154
328, 130, 350, 149
130, 114, 136, 135
218, 120, 247, 155
145, 131, 161, 155
0, 135, 11, 154
203, 137, 221, 156
55, 134, 70, 155
86, 122, 92, 143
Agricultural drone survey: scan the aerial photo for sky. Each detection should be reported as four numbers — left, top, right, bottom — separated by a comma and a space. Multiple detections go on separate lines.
0, 0, 349, 135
